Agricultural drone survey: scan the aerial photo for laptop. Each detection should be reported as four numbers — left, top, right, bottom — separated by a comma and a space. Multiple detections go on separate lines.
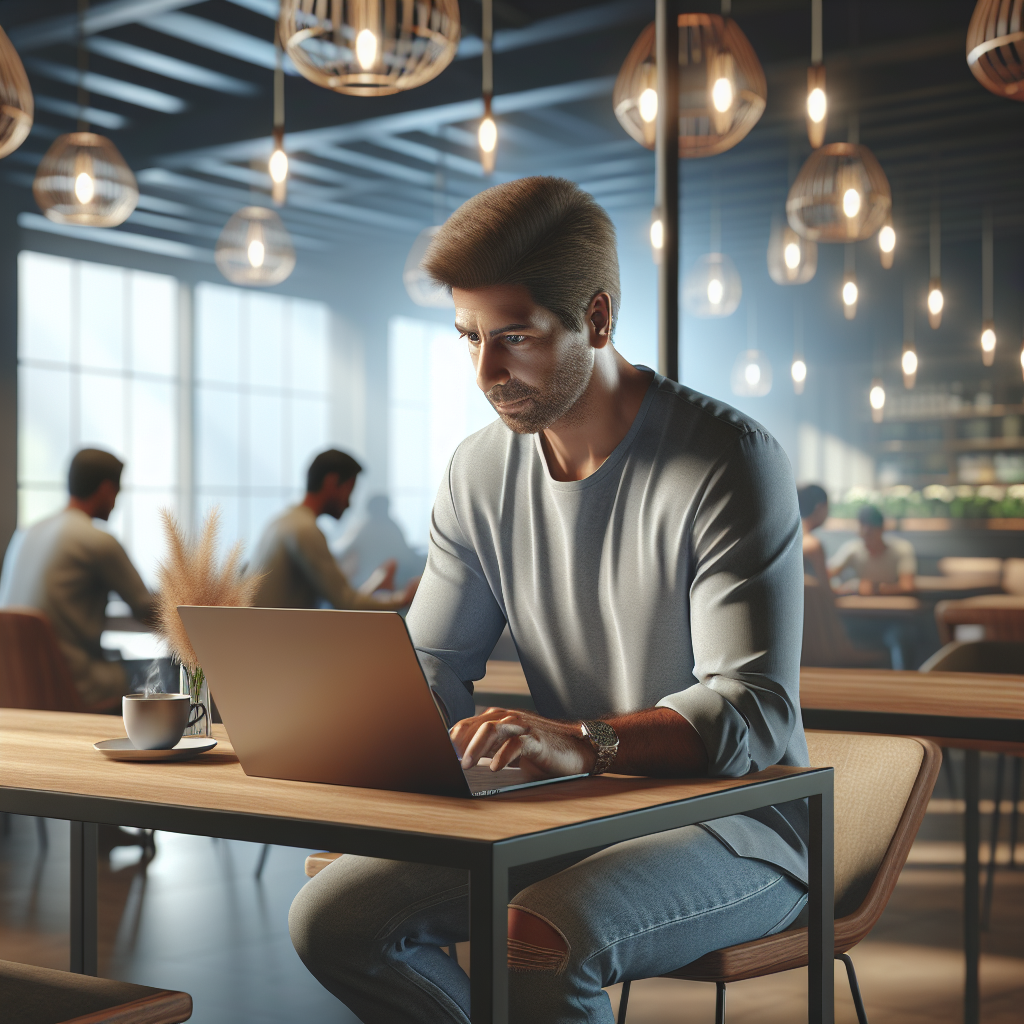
177, 606, 586, 797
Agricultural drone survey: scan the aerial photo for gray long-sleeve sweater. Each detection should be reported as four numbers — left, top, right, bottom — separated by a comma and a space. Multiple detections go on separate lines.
406, 372, 810, 884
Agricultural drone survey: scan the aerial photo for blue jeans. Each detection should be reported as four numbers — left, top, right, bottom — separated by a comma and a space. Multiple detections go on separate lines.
288, 824, 806, 1024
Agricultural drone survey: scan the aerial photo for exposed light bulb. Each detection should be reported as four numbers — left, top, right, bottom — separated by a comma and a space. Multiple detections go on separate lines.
807, 86, 827, 124
927, 287, 944, 316
269, 147, 288, 184
981, 327, 996, 353
879, 224, 896, 253
478, 116, 497, 154
74, 172, 95, 205
744, 361, 761, 386
783, 241, 801, 270
711, 77, 733, 113
355, 28, 377, 70
902, 349, 918, 376
650, 218, 663, 250
842, 188, 861, 219
707, 278, 724, 306
869, 384, 886, 411
791, 358, 807, 383
842, 280, 858, 306
639, 87, 658, 123
247, 238, 265, 268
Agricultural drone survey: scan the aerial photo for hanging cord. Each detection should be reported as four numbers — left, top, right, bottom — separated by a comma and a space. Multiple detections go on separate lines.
77, 0, 90, 132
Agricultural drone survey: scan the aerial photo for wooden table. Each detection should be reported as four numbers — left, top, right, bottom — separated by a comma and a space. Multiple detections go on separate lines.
0, 709, 836, 1024
476, 663, 1023, 1024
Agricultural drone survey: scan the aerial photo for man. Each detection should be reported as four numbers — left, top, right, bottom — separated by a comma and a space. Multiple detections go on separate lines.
289, 178, 807, 1024
798, 483, 830, 585
0, 449, 156, 707
829, 504, 917, 595
251, 449, 418, 611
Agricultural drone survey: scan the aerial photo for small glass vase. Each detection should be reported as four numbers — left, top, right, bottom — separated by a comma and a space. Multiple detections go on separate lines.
179, 664, 212, 738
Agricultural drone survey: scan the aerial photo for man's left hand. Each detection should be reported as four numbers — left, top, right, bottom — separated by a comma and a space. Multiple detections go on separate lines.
450, 708, 595, 780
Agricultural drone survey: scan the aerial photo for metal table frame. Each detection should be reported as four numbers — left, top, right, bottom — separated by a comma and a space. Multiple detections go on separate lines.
803, 706, 1024, 1024
1, 769, 835, 1024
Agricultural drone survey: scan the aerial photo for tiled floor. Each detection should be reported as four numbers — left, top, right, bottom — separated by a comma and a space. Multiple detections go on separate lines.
1, 757, 1021, 1024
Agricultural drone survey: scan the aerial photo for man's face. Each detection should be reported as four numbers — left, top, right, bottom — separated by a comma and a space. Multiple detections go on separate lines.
93, 479, 120, 521
859, 523, 883, 545
321, 475, 357, 519
453, 284, 599, 435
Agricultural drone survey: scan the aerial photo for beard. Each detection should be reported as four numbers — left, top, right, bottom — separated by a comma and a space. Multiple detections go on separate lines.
485, 343, 594, 434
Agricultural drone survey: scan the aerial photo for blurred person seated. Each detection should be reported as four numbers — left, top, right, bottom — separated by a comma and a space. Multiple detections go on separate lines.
829, 504, 917, 595
797, 484, 830, 586
0, 449, 157, 707
252, 450, 418, 612
332, 494, 426, 590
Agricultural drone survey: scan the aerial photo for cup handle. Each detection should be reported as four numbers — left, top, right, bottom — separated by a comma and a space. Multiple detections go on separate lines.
188, 702, 208, 729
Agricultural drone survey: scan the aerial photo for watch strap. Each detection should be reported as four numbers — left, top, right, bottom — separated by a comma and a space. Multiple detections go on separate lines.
581, 720, 619, 776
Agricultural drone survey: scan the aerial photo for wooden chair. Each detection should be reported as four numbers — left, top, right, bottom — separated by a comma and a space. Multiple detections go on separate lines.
0, 607, 91, 712
1, 958, 191, 1023
617, 732, 941, 1024
934, 594, 1024, 644
801, 578, 889, 669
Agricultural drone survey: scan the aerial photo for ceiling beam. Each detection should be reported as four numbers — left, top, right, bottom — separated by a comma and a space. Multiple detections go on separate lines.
25, 58, 187, 114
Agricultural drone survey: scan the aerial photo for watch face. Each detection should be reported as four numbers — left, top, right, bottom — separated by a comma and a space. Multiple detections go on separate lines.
587, 720, 618, 749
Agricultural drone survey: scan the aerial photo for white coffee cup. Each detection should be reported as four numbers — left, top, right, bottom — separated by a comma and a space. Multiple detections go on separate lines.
122, 693, 206, 750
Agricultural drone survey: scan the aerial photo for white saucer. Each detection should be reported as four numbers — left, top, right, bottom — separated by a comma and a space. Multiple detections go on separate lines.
94, 737, 218, 762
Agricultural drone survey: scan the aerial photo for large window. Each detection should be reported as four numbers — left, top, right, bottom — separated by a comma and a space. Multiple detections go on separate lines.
387, 316, 495, 549
17, 253, 334, 580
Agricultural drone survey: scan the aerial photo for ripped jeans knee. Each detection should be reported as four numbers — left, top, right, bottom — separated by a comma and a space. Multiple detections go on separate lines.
507, 905, 570, 974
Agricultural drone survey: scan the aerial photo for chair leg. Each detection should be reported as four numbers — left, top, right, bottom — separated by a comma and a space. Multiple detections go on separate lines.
837, 953, 869, 1024
942, 749, 959, 800
715, 982, 726, 1024
35, 817, 48, 851
254, 843, 271, 880
616, 979, 631, 1024
1009, 757, 1021, 870
982, 754, 1005, 929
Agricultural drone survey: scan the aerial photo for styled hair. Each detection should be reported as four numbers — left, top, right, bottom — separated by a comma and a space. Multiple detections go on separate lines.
68, 449, 123, 499
797, 484, 828, 519
857, 504, 884, 529
422, 176, 621, 333
307, 449, 362, 493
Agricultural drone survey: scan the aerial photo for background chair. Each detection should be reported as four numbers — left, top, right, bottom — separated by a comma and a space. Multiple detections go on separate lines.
934, 594, 1024, 645
617, 732, 940, 1024
1, 958, 191, 1024
801, 577, 889, 669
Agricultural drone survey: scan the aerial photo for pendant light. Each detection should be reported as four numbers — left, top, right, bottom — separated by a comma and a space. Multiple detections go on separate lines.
732, 300, 771, 397
842, 244, 858, 320
0, 24, 33, 159
927, 202, 943, 329
878, 214, 896, 269
279, 0, 460, 97
32, 1, 137, 227
967, 0, 1024, 101
791, 300, 807, 395
902, 287, 917, 389
613, 2, 767, 158
684, 200, 741, 317
404, 225, 453, 308
767, 214, 817, 284
787, 143, 890, 242
215, 206, 295, 287
806, 0, 827, 148
269, 28, 288, 206
649, 209, 664, 263
478, 0, 496, 174
980, 207, 997, 366
869, 378, 885, 423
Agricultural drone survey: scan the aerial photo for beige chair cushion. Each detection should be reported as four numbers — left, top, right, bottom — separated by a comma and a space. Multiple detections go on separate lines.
806, 732, 924, 917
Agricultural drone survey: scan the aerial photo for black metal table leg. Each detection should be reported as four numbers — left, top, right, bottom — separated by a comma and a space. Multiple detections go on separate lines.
470, 847, 509, 1023
808, 786, 836, 1024
70, 821, 98, 976
964, 750, 980, 1024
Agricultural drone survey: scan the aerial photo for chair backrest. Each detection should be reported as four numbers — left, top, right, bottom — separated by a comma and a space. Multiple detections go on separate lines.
0, 608, 84, 712
806, 732, 940, 921
801, 577, 887, 669
935, 596, 1024, 644
919, 639, 1024, 674
938, 556, 1003, 579
1003, 559, 1024, 596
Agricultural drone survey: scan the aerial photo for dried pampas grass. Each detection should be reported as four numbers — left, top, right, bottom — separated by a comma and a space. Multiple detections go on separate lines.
153, 507, 262, 671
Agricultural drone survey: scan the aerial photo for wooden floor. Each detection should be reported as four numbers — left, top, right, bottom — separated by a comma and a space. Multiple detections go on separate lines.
1, 753, 1021, 1024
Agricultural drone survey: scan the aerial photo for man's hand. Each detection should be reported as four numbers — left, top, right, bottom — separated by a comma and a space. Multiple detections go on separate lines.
450, 708, 595, 780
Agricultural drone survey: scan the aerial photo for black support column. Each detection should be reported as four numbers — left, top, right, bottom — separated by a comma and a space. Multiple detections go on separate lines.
655, 0, 680, 382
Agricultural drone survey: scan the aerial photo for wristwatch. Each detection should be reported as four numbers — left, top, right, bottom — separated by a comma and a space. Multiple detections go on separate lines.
580, 720, 619, 776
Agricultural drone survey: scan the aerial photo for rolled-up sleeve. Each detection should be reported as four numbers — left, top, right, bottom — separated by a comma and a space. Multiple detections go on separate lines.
657, 430, 804, 777
406, 452, 507, 726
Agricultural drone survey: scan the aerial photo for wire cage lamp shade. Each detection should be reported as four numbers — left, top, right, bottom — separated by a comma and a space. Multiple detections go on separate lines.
32, 132, 138, 227
683, 252, 742, 317
279, 0, 460, 97
731, 350, 773, 397
215, 206, 296, 287
0, 24, 33, 160
767, 216, 817, 284
613, 14, 767, 158
966, 0, 1024, 100
786, 142, 891, 243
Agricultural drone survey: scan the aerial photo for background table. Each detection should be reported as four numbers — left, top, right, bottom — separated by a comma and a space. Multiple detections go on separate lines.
0, 709, 836, 1024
